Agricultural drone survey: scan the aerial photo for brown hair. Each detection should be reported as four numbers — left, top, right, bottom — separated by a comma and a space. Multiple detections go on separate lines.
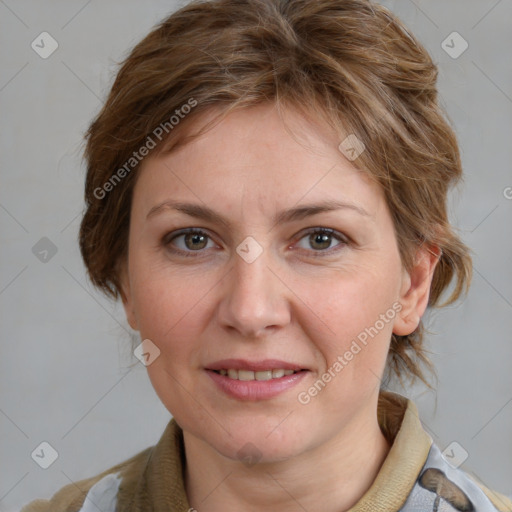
79, 0, 472, 388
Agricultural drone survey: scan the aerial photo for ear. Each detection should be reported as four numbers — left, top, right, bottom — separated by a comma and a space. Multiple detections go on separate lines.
393, 244, 442, 336
118, 259, 139, 331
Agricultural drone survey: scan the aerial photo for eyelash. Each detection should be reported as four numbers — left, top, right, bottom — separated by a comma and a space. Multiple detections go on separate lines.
162, 227, 349, 258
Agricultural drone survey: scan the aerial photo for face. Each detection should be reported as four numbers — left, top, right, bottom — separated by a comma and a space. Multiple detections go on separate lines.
120, 102, 437, 463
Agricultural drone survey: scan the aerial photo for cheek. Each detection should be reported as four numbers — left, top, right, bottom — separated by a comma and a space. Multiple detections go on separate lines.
134, 272, 207, 415
304, 263, 399, 389
313, 265, 399, 342
131, 261, 205, 339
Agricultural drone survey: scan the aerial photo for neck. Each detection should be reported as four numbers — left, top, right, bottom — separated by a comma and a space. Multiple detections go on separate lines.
183, 396, 391, 512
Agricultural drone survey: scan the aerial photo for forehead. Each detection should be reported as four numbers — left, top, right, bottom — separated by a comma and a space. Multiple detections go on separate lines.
133, 103, 384, 221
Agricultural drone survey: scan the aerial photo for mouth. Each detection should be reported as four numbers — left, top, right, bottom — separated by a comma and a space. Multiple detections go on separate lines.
205, 359, 309, 400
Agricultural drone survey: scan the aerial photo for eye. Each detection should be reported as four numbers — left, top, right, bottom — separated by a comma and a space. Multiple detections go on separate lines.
163, 228, 217, 257
294, 227, 348, 256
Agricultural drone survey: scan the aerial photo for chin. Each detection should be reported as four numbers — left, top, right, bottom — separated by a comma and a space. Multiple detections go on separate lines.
219, 438, 303, 466
175, 403, 319, 464
203, 423, 308, 465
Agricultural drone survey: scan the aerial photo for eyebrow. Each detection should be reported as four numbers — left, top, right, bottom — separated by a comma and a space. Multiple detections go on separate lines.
146, 199, 370, 227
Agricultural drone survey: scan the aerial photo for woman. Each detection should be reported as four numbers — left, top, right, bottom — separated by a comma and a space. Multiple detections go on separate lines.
22, 0, 512, 510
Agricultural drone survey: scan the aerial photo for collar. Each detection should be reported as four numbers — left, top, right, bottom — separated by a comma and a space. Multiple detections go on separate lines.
350, 390, 432, 511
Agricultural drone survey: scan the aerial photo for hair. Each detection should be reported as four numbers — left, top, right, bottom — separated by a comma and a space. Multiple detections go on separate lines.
79, 0, 472, 389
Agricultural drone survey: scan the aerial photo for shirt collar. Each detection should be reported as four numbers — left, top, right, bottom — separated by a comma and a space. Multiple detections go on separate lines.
349, 390, 432, 511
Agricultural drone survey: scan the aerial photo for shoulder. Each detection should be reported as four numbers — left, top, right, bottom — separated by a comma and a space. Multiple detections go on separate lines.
401, 442, 512, 512
20, 446, 153, 512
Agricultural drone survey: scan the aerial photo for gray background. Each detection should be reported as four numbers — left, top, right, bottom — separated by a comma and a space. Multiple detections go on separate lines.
1, 1, 511, 510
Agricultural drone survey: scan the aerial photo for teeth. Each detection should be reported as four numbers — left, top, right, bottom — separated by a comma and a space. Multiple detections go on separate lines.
255, 370, 273, 381
215, 369, 300, 380
238, 370, 255, 381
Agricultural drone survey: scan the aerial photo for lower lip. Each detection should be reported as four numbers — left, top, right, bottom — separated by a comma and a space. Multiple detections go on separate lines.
205, 370, 309, 400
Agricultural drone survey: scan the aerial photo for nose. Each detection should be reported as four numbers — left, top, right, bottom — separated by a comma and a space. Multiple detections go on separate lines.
216, 244, 291, 339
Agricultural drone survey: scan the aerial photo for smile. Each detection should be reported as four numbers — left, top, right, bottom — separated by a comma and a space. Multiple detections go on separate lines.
213, 369, 298, 381
205, 359, 309, 400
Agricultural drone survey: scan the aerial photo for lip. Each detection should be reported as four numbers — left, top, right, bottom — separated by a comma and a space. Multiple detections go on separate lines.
204, 359, 309, 401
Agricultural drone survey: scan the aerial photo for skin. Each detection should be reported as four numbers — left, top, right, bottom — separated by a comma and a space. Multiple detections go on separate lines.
119, 102, 440, 512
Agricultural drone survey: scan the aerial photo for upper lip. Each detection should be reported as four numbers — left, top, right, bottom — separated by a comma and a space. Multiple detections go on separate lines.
205, 359, 307, 372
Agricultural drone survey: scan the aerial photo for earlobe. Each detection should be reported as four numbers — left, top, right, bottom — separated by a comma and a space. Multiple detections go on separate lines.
393, 244, 442, 336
